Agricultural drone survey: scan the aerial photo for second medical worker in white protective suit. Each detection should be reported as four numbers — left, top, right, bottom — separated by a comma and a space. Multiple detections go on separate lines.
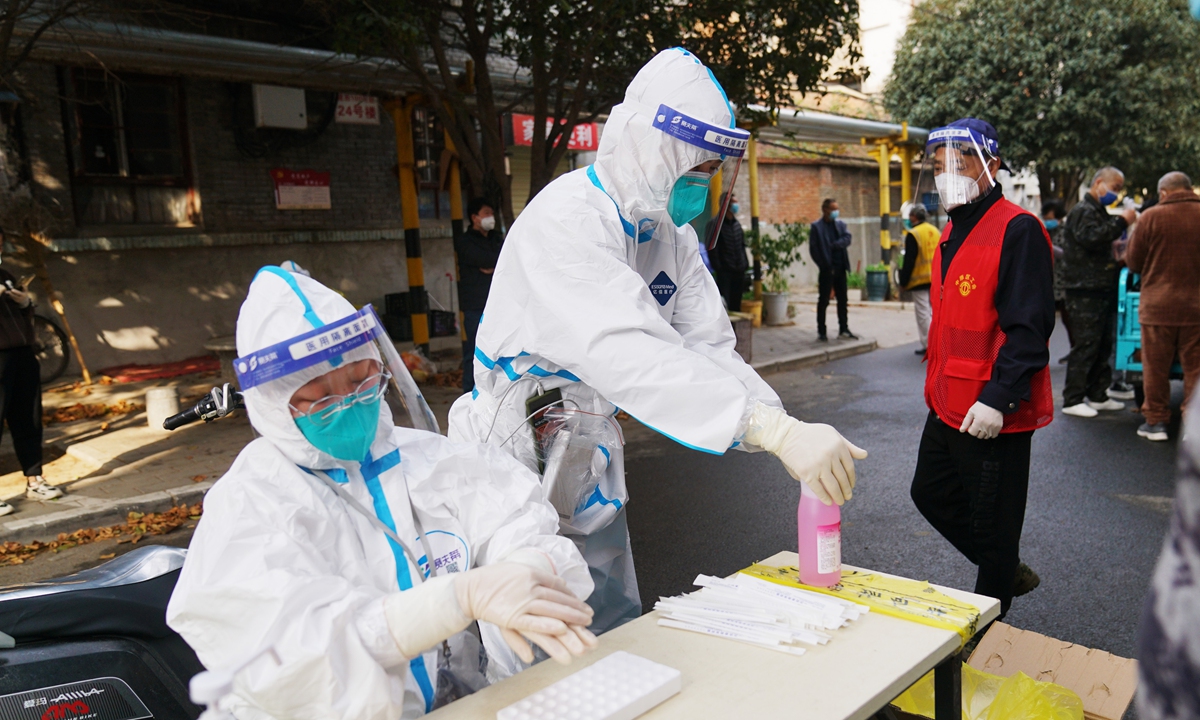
168, 267, 596, 720
449, 48, 868, 648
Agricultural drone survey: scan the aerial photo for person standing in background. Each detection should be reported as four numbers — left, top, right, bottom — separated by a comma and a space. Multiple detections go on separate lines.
898, 204, 939, 356
454, 197, 504, 393
0, 269, 62, 517
1040, 199, 1073, 364
1060, 167, 1138, 418
809, 198, 857, 341
1124, 171, 1200, 442
712, 192, 749, 312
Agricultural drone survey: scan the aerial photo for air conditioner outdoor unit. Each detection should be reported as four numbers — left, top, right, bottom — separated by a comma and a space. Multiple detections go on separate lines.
253, 85, 307, 130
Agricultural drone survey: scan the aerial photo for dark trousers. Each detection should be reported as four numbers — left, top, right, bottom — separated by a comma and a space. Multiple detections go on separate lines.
817, 268, 849, 336
716, 268, 746, 312
1063, 291, 1116, 406
911, 412, 1032, 617
461, 310, 483, 393
0, 346, 43, 476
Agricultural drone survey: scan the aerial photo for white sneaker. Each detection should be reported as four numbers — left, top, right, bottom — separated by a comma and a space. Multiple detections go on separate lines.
25, 477, 63, 501
1086, 398, 1125, 411
0, 501, 12, 517
1062, 403, 1099, 418
1108, 387, 1136, 401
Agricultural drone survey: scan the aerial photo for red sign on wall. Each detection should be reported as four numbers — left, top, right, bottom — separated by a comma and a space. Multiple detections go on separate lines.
510, 114, 599, 151
271, 169, 331, 210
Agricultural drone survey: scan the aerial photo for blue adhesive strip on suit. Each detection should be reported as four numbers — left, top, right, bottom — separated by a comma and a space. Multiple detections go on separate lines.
255, 266, 326, 330
359, 451, 437, 712
234, 305, 383, 390
474, 346, 580, 383
651, 104, 749, 158
926, 126, 998, 154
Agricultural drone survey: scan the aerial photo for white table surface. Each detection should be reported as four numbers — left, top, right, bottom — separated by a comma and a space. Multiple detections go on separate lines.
428, 551, 1001, 720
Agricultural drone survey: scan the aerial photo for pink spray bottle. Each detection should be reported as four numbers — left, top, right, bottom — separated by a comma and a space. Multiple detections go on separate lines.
797, 483, 842, 587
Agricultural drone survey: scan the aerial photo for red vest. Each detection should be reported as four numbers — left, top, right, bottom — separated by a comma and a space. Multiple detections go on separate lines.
924, 198, 1054, 433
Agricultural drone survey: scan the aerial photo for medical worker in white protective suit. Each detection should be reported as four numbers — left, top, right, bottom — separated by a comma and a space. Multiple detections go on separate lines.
167, 266, 596, 720
448, 48, 868, 658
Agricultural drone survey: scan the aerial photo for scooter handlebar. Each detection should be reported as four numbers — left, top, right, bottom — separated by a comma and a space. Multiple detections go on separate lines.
163, 405, 204, 430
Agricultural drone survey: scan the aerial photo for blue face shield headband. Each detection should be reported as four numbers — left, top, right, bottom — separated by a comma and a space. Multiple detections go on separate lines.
651, 104, 750, 248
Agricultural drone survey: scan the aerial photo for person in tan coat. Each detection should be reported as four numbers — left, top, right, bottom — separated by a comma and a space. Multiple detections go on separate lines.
1126, 171, 1200, 441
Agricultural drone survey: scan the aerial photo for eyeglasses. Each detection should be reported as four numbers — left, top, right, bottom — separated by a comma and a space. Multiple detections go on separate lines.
289, 371, 391, 425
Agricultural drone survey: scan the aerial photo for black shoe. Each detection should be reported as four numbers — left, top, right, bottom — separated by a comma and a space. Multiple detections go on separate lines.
1057, 355, 1069, 364
838, 330, 858, 340
1108, 381, 1136, 401
817, 333, 828, 342
1014, 563, 1041, 597
915, 347, 927, 355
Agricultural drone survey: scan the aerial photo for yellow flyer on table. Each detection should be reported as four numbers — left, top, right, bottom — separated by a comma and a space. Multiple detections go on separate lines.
740, 564, 981, 644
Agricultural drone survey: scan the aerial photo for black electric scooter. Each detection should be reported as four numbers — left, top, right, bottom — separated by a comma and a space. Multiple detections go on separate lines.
0, 386, 244, 718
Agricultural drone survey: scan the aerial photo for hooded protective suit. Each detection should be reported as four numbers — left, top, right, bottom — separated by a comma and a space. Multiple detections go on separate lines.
448, 49, 783, 649
167, 269, 591, 720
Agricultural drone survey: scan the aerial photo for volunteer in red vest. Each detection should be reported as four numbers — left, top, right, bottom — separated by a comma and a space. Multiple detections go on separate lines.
909, 118, 1055, 619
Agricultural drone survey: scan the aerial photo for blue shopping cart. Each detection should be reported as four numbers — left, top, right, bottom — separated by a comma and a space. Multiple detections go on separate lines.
1115, 267, 1183, 406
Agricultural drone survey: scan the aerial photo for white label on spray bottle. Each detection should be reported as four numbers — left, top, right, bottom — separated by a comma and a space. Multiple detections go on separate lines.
817, 522, 841, 574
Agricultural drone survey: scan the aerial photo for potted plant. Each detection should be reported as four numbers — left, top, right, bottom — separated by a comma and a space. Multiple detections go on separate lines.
749, 222, 808, 326
846, 271, 865, 302
865, 262, 889, 302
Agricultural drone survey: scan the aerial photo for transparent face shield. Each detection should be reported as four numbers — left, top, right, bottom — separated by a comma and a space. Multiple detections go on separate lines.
651, 104, 749, 249
916, 127, 1001, 212
235, 304, 439, 435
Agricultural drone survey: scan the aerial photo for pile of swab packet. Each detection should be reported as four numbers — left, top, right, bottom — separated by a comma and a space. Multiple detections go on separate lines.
654, 573, 869, 655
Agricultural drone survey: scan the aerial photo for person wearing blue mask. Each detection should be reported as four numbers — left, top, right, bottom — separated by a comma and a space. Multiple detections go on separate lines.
712, 191, 750, 311
448, 49, 867, 673
168, 268, 596, 719
809, 198, 856, 341
1060, 167, 1139, 418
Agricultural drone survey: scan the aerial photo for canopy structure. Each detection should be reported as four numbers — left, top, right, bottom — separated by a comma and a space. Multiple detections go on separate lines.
734, 104, 929, 294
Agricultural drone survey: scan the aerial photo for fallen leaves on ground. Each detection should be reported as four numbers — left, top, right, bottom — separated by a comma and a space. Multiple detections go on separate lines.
0, 503, 203, 566
191, 474, 207, 483
42, 400, 145, 426
428, 369, 463, 388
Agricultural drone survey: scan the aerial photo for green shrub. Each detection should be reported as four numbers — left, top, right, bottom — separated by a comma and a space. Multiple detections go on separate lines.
846, 272, 865, 289
865, 262, 889, 272
749, 222, 808, 294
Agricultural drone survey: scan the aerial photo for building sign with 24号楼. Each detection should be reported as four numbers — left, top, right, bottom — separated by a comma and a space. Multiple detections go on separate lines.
271, 169, 331, 210
510, 114, 599, 151
335, 94, 380, 125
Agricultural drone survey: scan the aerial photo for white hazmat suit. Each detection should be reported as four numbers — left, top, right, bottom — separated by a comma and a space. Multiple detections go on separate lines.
168, 269, 592, 719
449, 48, 866, 659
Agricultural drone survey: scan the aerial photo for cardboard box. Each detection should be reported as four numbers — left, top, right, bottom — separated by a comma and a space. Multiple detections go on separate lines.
967, 622, 1138, 720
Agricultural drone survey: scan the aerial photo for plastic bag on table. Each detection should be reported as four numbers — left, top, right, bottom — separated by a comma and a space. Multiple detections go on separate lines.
892, 663, 1083, 720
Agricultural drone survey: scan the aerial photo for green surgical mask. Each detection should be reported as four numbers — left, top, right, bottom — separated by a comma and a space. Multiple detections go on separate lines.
294, 393, 381, 461
667, 171, 711, 226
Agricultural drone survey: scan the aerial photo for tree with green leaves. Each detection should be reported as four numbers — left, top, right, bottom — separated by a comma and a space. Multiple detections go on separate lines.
323, 0, 862, 223
884, 0, 1200, 203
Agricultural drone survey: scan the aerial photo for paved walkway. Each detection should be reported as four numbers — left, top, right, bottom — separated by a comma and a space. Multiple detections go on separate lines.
0, 303, 918, 545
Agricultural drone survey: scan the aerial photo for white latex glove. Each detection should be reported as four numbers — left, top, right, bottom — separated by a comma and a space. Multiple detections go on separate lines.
455, 562, 596, 665
959, 401, 1004, 440
743, 402, 867, 506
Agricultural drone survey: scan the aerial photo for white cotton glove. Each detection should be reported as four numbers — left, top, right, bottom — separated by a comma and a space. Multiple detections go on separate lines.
959, 401, 1004, 440
455, 562, 597, 665
743, 402, 867, 506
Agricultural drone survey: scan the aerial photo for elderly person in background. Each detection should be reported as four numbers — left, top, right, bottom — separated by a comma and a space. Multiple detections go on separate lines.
809, 198, 856, 341
1125, 172, 1200, 442
712, 192, 749, 312
898, 204, 940, 356
1060, 167, 1139, 418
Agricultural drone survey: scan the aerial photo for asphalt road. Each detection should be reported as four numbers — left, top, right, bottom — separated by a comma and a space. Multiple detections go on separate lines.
626, 320, 1176, 662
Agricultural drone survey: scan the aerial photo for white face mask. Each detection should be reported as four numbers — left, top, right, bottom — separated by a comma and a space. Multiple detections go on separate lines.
479, 215, 496, 232
935, 173, 983, 210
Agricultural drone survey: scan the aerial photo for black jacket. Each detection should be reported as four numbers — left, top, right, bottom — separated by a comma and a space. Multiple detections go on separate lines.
0, 268, 33, 350
1061, 193, 1128, 292
454, 227, 504, 311
941, 183, 1055, 414
808, 218, 851, 272
713, 216, 748, 274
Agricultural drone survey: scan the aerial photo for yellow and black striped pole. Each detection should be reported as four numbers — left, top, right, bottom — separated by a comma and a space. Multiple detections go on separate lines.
389, 97, 429, 354
445, 128, 465, 348
748, 134, 762, 300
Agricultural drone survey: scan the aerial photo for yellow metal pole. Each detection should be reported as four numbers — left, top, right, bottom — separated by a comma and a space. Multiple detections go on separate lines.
445, 128, 465, 348
388, 97, 430, 353
748, 135, 762, 301
877, 140, 892, 257
710, 168, 723, 215
900, 145, 914, 209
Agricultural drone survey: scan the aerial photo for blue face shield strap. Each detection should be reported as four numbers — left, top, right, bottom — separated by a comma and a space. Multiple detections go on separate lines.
650, 105, 749, 158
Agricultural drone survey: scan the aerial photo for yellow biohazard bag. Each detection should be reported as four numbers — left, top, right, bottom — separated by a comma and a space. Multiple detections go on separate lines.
892, 663, 1084, 720
740, 564, 981, 645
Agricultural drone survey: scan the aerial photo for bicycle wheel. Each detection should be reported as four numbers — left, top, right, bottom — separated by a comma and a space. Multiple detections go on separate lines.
33, 315, 70, 383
